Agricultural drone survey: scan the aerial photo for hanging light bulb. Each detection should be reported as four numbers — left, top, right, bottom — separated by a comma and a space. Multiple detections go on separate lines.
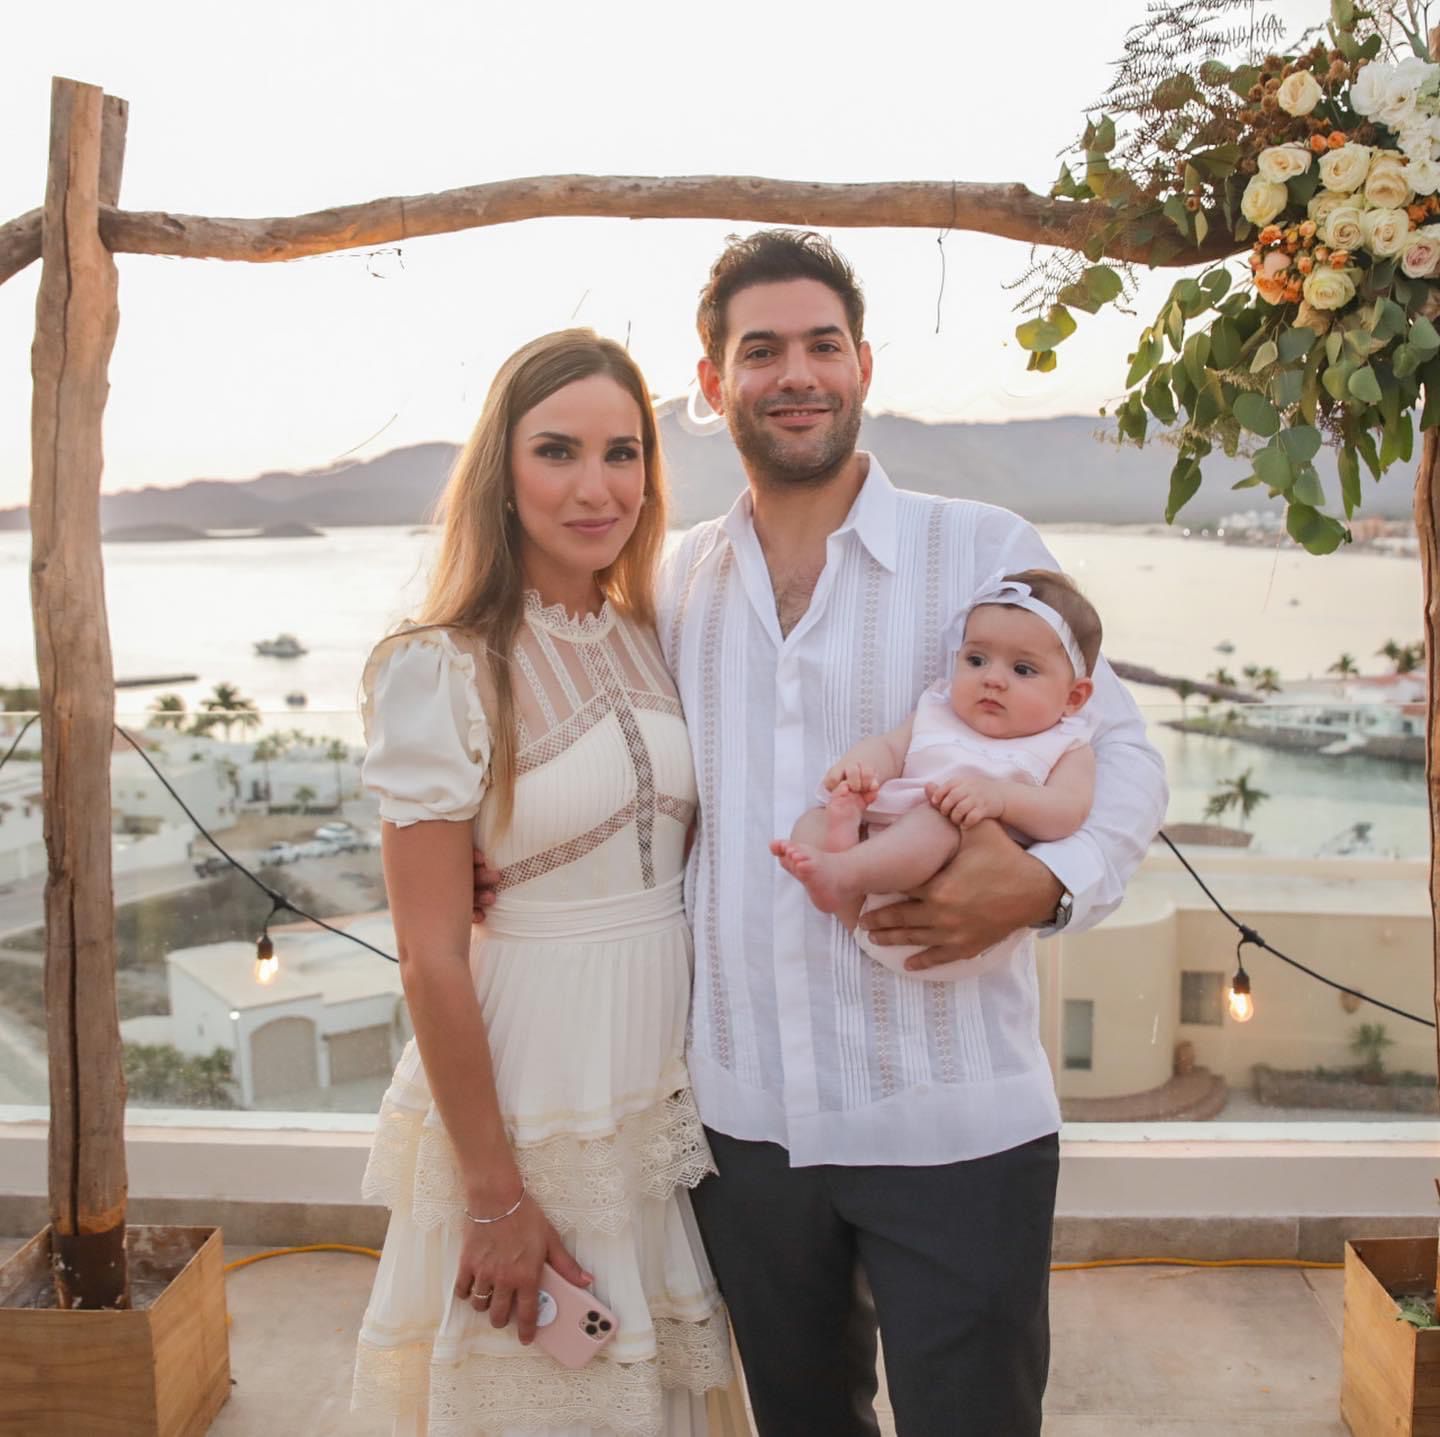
1227, 963, 1253, 1023
255, 933, 279, 985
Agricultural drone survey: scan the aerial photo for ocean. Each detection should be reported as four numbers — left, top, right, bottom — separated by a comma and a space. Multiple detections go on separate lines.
0, 524, 1428, 858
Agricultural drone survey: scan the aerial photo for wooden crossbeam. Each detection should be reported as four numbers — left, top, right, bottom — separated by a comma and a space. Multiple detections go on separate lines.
0, 174, 1240, 285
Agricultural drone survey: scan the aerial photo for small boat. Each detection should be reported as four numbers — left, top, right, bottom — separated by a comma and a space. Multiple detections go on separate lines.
284, 691, 308, 708
1214, 640, 1235, 654
255, 633, 307, 658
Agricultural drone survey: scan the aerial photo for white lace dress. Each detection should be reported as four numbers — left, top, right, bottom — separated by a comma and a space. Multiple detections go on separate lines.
351, 593, 743, 1437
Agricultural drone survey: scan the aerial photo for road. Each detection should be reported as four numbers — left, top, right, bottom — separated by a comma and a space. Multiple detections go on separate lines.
0, 862, 203, 945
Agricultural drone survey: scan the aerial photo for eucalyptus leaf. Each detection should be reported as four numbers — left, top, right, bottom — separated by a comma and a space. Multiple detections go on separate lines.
1286, 503, 1347, 555
1322, 362, 1354, 402
1234, 391, 1280, 436
1143, 370, 1178, 424
1201, 268, 1232, 302
1165, 457, 1202, 522
1356, 426, 1382, 478
1348, 366, 1384, 405
1278, 327, 1317, 363
1210, 318, 1241, 370
1254, 441, 1294, 492
1250, 340, 1279, 374
1270, 367, 1304, 411
1338, 446, 1361, 518
1083, 265, 1124, 305
1291, 464, 1326, 507
1194, 372, 1224, 428
1393, 343, 1421, 379
1325, 330, 1344, 366
1279, 424, 1323, 464
1410, 315, 1440, 356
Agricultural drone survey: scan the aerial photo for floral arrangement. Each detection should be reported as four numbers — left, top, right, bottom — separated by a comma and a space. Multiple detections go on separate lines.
1017, 2, 1440, 554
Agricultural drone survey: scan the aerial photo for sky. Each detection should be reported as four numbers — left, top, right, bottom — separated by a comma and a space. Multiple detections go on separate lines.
0, 0, 1323, 510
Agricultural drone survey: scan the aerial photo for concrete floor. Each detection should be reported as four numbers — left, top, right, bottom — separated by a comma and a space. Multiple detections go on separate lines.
0, 1234, 1351, 1434
196, 1245, 1350, 1436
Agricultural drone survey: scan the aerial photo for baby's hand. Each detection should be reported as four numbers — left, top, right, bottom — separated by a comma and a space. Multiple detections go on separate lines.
824, 758, 879, 802
928, 776, 1006, 829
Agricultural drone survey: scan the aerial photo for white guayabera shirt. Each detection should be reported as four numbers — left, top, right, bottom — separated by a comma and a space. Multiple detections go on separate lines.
657, 456, 1169, 1167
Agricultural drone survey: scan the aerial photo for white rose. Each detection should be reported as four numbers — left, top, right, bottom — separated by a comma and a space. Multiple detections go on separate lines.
1365, 158, 1414, 209
1350, 61, 1391, 119
1241, 175, 1289, 226
1377, 56, 1435, 129
1302, 268, 1358, 310
1308, 190, 1352, 227
1320, 144, 1373, 192
1401, 233, 1440, 276
1323, 204, 1366, 250
1360, 206, 1412, 257
1258, 144, 1314, 184
1412, 158, 1440, 195
1277, 70, 1324, 117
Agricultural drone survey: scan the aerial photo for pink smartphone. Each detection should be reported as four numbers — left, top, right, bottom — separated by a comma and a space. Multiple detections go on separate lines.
532, 1263, 618, 1369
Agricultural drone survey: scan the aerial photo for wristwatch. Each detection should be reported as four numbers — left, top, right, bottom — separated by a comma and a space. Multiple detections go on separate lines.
1035, 888, 1074, 932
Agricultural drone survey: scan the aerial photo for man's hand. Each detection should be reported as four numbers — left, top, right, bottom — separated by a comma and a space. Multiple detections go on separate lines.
472, 849, 500, 925
857, 820, 1062, 971
927, 775, 1006, 830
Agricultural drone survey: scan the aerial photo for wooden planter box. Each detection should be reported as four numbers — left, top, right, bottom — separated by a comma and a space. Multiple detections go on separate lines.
1342, 1236, 1440, 1436
0, 1225, 230, 1436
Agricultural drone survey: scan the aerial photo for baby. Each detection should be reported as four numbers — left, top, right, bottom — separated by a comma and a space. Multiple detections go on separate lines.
772, 568, 1100, 980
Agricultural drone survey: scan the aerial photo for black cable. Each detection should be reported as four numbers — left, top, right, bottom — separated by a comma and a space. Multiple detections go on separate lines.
1157, 830, 1434, 1030
2, 713, 1436, 1010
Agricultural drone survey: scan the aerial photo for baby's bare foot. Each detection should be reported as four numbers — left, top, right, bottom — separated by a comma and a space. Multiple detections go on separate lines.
772, 839, 854, 915
823, 784, 866, 854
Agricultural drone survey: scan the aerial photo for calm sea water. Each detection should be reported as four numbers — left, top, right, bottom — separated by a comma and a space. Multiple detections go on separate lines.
0, 524, 1428, 857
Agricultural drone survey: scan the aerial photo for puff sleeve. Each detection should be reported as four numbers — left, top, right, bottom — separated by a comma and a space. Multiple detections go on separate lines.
359, 630, 491, 827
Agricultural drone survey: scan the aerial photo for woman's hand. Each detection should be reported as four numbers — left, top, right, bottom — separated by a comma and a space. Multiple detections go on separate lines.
453, 1191, 592, 1345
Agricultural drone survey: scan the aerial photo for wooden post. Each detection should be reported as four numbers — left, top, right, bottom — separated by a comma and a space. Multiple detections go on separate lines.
30, 76, 130, 1310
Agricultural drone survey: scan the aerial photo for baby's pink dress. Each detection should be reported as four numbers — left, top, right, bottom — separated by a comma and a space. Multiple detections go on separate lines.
854, 681, 1091, 980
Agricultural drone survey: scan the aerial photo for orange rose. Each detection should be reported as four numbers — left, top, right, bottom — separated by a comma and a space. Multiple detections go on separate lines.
1315, 245, 1330, 261
1299, 219, 1318, 238
1256, 275, 1288, 303
1329, 249, 1350, 268
1409, 204, 1429, 224
1259, 225, 1284, 245
1297, 255, 1314, 273
1310, 134, 1329, 154
1327, 130, 1347, 149
1284, 280, 1304, 301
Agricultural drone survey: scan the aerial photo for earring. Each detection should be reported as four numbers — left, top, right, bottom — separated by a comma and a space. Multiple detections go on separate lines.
504, 497, 515, 512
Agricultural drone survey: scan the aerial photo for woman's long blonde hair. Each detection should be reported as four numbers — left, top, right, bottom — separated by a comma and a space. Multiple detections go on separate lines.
414, 328, 669, 833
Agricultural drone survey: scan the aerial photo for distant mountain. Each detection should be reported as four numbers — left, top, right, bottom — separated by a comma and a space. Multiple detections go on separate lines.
0, 412, 1418, 533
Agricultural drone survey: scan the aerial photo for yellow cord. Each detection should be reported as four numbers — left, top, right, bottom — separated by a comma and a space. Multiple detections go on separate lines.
223, 1243, 381, 1273
220, 1246, 1344, 1277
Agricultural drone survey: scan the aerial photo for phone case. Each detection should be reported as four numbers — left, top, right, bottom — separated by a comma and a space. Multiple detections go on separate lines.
532, 1262, 618, 1369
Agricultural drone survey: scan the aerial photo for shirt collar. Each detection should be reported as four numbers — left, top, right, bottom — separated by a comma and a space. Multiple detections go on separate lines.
716, 452, 898, 573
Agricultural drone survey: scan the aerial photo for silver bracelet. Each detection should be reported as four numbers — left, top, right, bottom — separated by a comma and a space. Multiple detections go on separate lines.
463, 1183, 526, 1225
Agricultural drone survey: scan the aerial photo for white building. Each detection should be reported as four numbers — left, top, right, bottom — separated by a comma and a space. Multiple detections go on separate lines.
111, 744, 238, 836
0, 760, 44, 884
150, 913, 406, 1107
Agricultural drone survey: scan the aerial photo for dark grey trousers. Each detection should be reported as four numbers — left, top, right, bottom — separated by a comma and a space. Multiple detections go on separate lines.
690, 1127, 1059, 1437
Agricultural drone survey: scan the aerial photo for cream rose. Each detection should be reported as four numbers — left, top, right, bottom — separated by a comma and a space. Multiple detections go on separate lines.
1360, 206, 1412, 257
1401, 232, 1440, 277
1277, 70, 1324, 116
1302, 268, 1357, 310
1307, 190, 1352, 227
1258, 144, 1313, 184
1319, 144, 1373, 193
1364, 157, 1414, 209
1322, 204, 1366, 250
1376, 56, 1433, 130
1241, 176, 1289, 227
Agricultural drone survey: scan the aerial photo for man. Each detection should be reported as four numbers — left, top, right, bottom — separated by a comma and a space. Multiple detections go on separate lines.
656, 230, 1167, 1436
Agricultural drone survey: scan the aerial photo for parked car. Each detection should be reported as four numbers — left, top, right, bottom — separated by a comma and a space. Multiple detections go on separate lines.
313, 821, 354, 843
258, 841, 300, 867
192, 854, 229, 879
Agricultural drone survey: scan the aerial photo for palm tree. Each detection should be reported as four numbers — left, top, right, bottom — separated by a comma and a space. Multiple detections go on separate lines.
1208, 668, 1236, 690
1172, 678, 1196, 720
1349, 1022, 1395, 1083
147, 692, 188, 730
1328, 653, 1359, 678
1396, 642, 1424, 675
1377, 639, 1403, 666
294, 784, 318, 815
252, 736, 280, 805
1204, 769, 1270, 831
199, 682, 260, 742
1241, 663, 1261, 686
1254, 666, 1282, 696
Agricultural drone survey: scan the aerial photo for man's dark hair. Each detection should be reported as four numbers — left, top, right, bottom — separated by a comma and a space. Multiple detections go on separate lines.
696, 229, 866, 367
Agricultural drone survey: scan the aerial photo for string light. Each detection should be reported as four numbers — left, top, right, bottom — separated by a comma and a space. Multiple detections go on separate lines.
1227, 940, 1255, 1024
254, 932, 279, 985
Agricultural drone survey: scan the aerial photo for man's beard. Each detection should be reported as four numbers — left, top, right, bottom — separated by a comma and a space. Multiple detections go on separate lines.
726, 392, 863, 491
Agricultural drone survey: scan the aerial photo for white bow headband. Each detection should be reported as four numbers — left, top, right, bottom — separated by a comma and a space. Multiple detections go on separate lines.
946, 572, 1088, 679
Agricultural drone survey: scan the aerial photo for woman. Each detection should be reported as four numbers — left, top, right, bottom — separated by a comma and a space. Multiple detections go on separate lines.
351, 331, 746, 1436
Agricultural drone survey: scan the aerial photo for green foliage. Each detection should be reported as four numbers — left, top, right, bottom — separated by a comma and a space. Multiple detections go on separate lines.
1204, 769, 1270, 829
1349, 1022, 1396, 1081
0, 685, 40, 712
123, 1043, 236, 1108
